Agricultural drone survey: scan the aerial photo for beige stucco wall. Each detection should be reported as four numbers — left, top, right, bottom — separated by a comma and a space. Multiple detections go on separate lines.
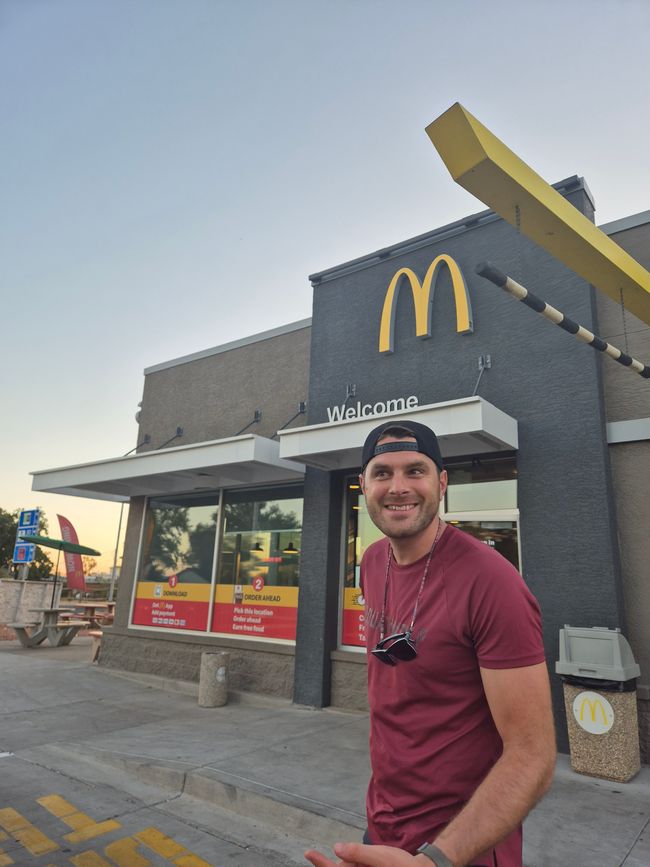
597, 222, 650, 709
608, 443, 650, 682
136, 323, 311, 447
104, 326, 312, 684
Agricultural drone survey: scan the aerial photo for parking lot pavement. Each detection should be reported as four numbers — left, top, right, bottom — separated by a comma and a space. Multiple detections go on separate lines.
0, 752, 311, 866
3, 639, 650, 866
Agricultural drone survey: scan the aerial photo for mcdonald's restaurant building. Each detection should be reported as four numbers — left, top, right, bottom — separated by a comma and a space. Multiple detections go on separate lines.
33, 176, 650, 757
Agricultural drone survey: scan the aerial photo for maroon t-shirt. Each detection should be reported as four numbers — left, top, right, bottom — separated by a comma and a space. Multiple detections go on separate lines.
360, 525, 545, 865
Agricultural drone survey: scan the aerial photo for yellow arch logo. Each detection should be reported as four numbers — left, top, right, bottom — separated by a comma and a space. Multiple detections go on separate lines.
579, 698, 608, 725
379, 254, 473, 354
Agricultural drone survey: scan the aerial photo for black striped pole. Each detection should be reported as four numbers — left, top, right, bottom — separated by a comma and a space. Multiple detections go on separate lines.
476, 262, 650, 379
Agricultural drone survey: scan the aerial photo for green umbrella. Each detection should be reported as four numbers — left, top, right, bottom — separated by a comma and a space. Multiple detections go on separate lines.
19, 534, 102, 605
19, 534, 101, 556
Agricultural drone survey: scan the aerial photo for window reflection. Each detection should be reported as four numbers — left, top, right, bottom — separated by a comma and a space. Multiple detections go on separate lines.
140, 496, 218, 583
217, 486, 303, 588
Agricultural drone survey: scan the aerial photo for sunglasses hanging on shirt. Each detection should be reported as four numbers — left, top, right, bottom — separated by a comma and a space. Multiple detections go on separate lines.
371, 521, 445, 666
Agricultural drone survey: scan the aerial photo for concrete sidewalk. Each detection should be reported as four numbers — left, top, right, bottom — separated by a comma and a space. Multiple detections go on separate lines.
1, 639, 649, 866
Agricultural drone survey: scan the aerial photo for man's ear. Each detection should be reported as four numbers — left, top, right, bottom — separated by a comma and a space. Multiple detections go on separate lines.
359, 472, 365, 494
439, 469, 448, 498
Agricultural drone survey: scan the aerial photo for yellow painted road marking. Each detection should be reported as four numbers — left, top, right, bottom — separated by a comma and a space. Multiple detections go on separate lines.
135, 827, 213, 866
104, 836, 153, 866
37, 795, 121, 843
0, 807, 59, 856
135, 827, 186, 858
70, 853, 113, 866
174, 855, 214, 867
0, 829, 9, 866
63, 821, 121, 845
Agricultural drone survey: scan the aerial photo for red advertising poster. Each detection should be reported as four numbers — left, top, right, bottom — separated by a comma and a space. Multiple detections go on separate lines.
211, 582, 298, 640
342, 587, 366, 647
57, 514, 86, 592
132, 577, 210, 631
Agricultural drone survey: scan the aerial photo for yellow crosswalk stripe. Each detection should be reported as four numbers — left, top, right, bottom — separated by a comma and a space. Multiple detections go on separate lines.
135, 827, 185, 858
70, 853, 113, 867
135, 827, 213, 866
104, 837, 153, 866
174, 855, 215, 867
0, 807, 59, 856
37, 795, 120, 843
0, 830, 10, 867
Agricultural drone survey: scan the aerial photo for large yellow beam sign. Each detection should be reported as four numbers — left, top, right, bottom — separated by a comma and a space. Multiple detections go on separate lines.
425, 103, 650, 325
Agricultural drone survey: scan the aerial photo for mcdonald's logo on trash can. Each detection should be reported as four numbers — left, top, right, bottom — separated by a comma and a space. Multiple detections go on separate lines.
379, 254, 473, 353
572, 690, 615, 735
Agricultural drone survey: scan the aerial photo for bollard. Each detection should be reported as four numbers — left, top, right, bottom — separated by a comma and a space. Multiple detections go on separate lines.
198, 651, 230, 707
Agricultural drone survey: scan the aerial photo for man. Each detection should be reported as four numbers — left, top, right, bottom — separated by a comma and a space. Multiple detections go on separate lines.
306, 421, 556, 867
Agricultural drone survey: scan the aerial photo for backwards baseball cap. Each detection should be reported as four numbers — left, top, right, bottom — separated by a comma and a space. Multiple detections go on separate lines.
361, 419, 444, 474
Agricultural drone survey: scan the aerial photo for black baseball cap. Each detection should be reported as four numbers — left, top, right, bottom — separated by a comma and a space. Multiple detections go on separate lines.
361, 420, 444, 474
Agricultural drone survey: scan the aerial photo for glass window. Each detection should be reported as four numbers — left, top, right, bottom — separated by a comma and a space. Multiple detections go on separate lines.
447, 519, 520, 569
342, 478, 383, 648
446, 456, 517, 512
211, 485, 303, 641
132, 495, 219, 631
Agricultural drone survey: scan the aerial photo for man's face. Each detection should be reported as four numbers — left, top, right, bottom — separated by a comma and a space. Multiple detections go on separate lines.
359, 436, 447, 540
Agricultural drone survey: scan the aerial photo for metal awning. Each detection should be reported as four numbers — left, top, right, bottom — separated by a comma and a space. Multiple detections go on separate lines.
31, 435, 305, 502
278, 397, 517, 470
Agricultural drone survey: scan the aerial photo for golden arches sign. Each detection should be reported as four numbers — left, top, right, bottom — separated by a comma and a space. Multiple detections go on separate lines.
578, 697, 609, 725
379, 254, 473, 354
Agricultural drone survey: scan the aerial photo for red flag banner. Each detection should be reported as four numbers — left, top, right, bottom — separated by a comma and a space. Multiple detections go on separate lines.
57, 514, 86, 592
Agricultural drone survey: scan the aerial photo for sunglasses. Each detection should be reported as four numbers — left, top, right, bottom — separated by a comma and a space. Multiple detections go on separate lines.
371, 630, 417, 666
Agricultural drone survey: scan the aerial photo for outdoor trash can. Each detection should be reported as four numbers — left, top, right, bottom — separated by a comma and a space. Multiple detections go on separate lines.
198, 651, 230, 707
556, 625, 641, 782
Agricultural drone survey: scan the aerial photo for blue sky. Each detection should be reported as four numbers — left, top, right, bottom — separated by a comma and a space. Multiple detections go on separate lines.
2, 0, 650, 569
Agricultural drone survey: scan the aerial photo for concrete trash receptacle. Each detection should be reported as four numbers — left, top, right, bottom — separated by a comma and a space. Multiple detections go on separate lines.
198, 651, 230, 707
556, 625, 641, 782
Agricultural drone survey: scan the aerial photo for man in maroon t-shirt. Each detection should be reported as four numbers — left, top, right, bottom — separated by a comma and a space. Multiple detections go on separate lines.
306, 421, 556, 867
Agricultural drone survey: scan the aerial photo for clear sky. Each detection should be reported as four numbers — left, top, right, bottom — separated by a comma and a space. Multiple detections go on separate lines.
2, 0, 649, 571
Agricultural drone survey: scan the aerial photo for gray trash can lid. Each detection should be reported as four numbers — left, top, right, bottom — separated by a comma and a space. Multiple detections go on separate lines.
555, 625, 641, 681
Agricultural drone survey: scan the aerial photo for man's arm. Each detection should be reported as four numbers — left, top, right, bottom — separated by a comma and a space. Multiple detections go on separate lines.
429, 661, 556, 866
305, 662, 556, 867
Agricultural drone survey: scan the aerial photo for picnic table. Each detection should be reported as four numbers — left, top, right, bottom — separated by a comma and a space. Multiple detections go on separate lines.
64, 601, 114, 630
8, 607, 90, 648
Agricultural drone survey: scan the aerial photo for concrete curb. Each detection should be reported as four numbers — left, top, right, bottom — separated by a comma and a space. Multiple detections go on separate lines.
47, 743, 365, 847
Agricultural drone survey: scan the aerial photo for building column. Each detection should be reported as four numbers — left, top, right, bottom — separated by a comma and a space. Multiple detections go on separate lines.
293, 467, 342, 707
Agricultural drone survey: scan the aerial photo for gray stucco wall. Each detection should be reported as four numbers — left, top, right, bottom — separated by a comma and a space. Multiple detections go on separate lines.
302, 180, 625, 750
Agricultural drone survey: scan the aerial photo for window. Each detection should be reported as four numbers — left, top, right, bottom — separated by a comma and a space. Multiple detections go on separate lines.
210, 485, 303, 641
132, 495, 219, 631
445, 456, 517, 512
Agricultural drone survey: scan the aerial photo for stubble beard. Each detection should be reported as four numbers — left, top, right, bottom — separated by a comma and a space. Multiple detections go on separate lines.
366, 494, 440, 541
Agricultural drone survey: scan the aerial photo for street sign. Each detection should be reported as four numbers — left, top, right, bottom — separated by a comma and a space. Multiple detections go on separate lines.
13, 509, 40, 564
13, 543, 36, 564
18, 509, 39, 531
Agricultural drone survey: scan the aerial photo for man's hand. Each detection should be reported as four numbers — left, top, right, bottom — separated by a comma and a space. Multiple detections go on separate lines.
305, 843, 432, 867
